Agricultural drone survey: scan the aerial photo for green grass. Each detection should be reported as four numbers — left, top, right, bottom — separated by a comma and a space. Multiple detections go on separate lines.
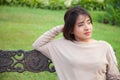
0, 6, 120, 80
0, 6, 65, 50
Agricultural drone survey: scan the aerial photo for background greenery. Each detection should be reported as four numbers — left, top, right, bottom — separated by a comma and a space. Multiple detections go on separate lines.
0, 5, 120, 80
0, 0, 120, 26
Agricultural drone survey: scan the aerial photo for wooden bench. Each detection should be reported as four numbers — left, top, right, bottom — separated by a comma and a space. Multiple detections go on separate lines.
0, 49, 55, 73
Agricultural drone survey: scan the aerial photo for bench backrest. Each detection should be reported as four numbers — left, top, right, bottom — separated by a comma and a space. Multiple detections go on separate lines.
0, 49, 55, 73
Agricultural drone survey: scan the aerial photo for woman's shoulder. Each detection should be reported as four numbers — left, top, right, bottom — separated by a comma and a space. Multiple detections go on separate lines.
50, 38, 74, 46
97, 40, 113, 48
98, 40, 111, 45
52, 38, 69, 43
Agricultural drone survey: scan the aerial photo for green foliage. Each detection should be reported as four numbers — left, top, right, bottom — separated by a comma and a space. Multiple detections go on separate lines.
72, 0, 105, 11
0, 0, 106, 10
0, 0, 66, 10
102, 0, 120, 26
47, 0, 66, 10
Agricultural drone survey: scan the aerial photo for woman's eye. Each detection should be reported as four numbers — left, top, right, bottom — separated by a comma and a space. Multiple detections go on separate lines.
78, 24, 83, 27
87, 21, 91, 24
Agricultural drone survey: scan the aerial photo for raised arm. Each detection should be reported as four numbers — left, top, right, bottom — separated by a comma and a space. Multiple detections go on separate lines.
32, 25, 63, 50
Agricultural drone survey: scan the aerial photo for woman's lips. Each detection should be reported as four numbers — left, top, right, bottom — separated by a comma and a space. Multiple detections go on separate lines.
84, 32, 91, 35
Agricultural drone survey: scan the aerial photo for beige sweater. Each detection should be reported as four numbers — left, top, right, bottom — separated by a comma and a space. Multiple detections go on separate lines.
32, 25, 120, 80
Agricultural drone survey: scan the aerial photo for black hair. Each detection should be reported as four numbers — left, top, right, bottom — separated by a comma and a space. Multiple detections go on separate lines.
63, 6, 92, 41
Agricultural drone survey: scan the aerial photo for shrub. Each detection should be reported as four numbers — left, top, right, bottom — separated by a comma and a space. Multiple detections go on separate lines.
0, 0, 106, 11
102, 0, 120, 26
46, 0, 66, 10
0, 0, 66, 10
72, 0, 105, 11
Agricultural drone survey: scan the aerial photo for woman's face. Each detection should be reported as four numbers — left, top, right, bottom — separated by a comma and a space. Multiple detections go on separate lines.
73, 15, 92, 42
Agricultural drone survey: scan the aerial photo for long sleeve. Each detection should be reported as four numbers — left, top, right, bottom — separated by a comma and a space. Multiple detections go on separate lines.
106, 47, 120, 80
108, 43, 118, 65
100, 40, 118, 64
32, 25, 63, 58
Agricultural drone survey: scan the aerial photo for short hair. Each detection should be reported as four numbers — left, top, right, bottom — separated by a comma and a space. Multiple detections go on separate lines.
63, 6, 92, 41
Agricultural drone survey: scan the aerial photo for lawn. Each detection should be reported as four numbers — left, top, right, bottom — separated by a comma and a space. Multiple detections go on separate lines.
0, 6, 120, 80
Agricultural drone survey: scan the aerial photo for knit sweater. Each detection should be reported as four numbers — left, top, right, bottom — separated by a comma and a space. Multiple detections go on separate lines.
32, 25, 120, 80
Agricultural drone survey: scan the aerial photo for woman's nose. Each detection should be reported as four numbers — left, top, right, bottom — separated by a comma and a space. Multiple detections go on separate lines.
84, 24, 90, 30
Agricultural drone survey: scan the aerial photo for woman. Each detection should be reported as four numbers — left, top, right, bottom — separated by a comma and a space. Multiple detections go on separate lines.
32, 6, 120, 80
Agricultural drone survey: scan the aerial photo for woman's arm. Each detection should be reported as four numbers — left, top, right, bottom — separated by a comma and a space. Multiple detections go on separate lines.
32, 25, 63, 49
32, 25, 63, 58
107, 43, 118, 65
106, 48, 120, 80
100, 41, 117, 64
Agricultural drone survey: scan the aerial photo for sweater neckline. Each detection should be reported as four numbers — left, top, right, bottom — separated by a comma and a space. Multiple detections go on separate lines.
73, 39, 98, 45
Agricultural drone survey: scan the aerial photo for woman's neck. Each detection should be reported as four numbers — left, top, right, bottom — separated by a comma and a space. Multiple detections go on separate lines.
76, 38, 96, 43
